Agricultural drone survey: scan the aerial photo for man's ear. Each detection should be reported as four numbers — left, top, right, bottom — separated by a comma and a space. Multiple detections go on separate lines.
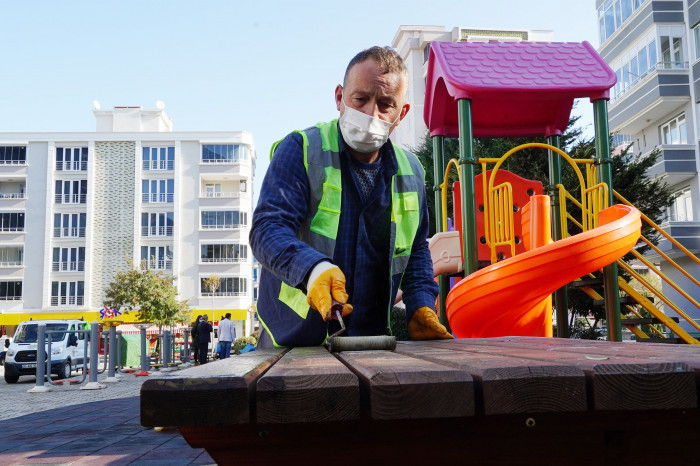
399, 102, 411, 121
335, 85, 344, 111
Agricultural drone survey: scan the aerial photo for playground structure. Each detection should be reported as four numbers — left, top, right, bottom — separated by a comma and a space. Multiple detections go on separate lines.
424, 40, 700, 343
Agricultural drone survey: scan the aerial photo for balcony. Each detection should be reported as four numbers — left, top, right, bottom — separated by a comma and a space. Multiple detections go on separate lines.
0, 193, 26, 200
50, 296, 85, 306
53, 227, 86, 238
0, 247, 23, 267
142, 160, 174, 171
652, 222, 700, 259
141, 193, 174, 203
200, 257, 248, 263
201, 224, 246, 230
140, 260, 173, 271
55, 194, 87, 204
609, 63, 690, 135
56, 161, 87, 171
141, 225, 174, 237
199, 162, 252, 179
52, 261, 85, 272
644, 145, 697, 185
0, 260, 22, 267
0, 180, 26, 204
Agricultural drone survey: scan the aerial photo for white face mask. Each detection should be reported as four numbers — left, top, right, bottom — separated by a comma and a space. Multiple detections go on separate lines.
339, 95, 401, 153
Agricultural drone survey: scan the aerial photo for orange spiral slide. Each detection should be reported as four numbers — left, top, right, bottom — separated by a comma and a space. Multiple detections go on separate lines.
445, 197, 642, 338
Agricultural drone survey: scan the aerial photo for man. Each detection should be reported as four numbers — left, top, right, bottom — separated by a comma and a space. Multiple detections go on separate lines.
217, 313, 236, 359
196, 314, 213, 365
250, 46, 452, 348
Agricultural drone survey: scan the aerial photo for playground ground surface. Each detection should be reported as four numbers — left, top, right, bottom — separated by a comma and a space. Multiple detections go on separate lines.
0, 363, 215, 465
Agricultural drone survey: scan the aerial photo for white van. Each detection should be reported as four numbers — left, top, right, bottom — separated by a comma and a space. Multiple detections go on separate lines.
3, 320, 90, 384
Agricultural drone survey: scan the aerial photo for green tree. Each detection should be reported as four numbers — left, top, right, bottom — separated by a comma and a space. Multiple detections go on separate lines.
411, 115, 674, 335
103, 261, 191, 330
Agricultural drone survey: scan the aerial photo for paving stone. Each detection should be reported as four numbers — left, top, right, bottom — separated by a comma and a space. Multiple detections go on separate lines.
0, 364, 209, 465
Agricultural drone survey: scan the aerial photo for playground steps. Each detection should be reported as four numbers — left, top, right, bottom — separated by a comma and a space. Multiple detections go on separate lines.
591, 296, 653, 307
635, 337, 685, 344
573, 276, 697, 344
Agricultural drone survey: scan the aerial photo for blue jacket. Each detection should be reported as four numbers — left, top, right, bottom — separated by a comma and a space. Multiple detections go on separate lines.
250, 122, 438, 346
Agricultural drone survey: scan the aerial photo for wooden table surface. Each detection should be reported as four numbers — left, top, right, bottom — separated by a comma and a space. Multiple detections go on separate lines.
140, 337, 700, 465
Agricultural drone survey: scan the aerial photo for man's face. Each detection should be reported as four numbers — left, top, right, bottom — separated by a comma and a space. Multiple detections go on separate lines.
335, 59, 410, 135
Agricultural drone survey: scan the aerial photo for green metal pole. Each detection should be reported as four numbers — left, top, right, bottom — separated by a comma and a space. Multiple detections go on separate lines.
457, 99, 479, 276
593, 99, 623, 342
432, 135, 451, 332
547, 135, 569, 338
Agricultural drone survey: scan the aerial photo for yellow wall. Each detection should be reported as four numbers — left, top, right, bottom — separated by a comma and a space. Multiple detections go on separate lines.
0, 309, 249, 326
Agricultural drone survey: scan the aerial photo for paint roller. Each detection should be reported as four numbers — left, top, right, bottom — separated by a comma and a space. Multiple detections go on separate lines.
326, 301, 396, 352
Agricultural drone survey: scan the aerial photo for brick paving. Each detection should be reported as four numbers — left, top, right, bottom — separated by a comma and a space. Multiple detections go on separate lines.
0, 365, 215, 465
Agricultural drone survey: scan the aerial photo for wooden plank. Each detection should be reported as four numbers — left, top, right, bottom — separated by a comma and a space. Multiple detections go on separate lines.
336, 349, 474, 420
140, 348, 286, 427
405, 339, 697, 410
180, 408, 700, 465
256, 347, 360, 423
395, 341, 587, 415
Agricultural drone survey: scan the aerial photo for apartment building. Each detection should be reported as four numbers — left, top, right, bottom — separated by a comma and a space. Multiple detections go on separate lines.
391, 25, 553, 150
0, 105, 256, 336
597, 0, 700, 329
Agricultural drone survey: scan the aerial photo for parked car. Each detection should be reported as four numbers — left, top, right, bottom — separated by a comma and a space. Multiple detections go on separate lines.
4, 320, 90, 384
0, 338, 8, 365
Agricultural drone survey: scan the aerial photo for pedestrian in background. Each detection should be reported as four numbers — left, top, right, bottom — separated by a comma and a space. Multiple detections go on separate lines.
217, 313, 235, 359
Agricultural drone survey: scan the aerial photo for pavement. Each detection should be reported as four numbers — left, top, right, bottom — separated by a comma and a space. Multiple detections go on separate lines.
0, 363, 215, 465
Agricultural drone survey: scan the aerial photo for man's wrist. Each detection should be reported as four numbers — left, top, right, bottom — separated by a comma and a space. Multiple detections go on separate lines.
305, 261, 335, 289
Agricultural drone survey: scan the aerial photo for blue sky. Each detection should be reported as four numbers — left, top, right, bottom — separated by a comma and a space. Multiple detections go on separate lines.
0, 0, 600, 199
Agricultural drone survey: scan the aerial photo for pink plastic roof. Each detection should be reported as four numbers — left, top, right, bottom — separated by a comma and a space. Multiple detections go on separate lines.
424, 41, 616, 139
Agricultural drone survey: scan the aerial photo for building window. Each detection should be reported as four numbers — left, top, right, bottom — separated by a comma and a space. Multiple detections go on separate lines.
205, 183, 221, 197
660, 114, 687, 145
140, 246, 173, 270
423, 43, 431, 64
660, 35, 685, 69
56, 147, 88, 171
51, 281, 84, 306
55, 180, 87, 204
0, 212, 25, 232
142, 147, 174, 170
200, 277, 247, 296
0, 146, 26, 165
612, 40, 656, 101
141, 212, 174, 236
200, 244, 248, 263
668, 187, 693, 222
598, 0, 648, 43
201, 210, 248, 229
53, 213, 86, 238
141, 179, 174, 203
52, 247, 85, 272
0, 281, 22, 300
201, 144, 248, 163
0, 247, 23, 267
694, 24, 700, 61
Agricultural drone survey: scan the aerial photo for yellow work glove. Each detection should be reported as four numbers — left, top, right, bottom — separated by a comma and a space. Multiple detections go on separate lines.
306, 263, 353, 321
408, 306, 454, 340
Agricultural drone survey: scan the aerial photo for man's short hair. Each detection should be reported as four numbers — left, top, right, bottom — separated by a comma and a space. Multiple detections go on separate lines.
344, 46, 407, 86
225, 313, 231, 319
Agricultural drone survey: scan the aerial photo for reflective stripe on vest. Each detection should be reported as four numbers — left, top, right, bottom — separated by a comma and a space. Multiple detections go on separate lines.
269, 120, 423, 331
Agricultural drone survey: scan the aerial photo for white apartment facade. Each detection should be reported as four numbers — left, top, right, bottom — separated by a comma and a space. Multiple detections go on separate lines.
0, 105, 256, 336
391, 25, 553, 150
597, 0, 700, 332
